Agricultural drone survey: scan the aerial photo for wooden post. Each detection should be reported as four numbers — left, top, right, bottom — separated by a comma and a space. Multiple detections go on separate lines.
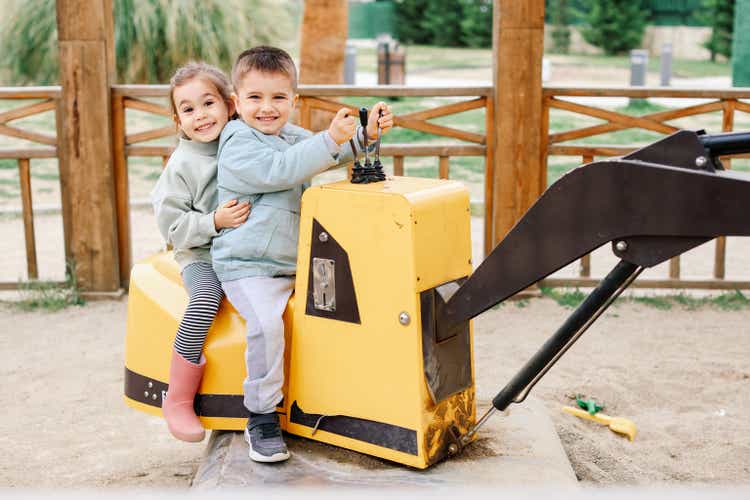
111, 93, 130, 288
56, 0, 120, 291
18, 159, 38, 280
491, 0, 545, 244
715, 99, 736, 280
299, 0, 348, 84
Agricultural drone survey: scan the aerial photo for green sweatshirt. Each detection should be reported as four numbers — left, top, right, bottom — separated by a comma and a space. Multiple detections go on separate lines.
151, 138, 220, 269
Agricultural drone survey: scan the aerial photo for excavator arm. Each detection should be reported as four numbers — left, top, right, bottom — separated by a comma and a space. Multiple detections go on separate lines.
434, 130, 750, 447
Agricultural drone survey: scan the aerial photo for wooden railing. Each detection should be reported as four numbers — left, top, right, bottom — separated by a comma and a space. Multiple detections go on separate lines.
111, 84, 495, 281
0, 87, 66, 289
540, 86, 750, 290
4, 83, 749, 292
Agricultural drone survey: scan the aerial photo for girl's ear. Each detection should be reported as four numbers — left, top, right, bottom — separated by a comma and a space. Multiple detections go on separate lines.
172, 113, 180, 130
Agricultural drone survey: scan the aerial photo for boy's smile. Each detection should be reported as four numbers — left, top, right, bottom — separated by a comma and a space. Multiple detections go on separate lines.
233, 70, 298, 136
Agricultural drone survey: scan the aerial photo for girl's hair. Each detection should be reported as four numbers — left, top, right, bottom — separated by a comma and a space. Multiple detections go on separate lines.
168, 62, 234, 118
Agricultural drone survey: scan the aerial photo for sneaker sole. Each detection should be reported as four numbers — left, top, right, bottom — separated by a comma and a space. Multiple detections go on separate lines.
244, 428, 290, 463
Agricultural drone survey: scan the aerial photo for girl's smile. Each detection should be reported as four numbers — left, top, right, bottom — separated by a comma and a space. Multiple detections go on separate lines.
173, 78, 234, 142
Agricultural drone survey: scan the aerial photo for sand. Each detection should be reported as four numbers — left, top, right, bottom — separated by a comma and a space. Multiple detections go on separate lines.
1, 293, 749, 488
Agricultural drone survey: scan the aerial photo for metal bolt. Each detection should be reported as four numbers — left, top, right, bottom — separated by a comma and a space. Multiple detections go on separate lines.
147, 381, 153, 389
399, 312, 410, 326
695, 156, 707, 168
152, 393, 158, 400
319, 232, 329, 243
144, 391, 149, 398
448, 443, 459, 454
615, 241, 628, 252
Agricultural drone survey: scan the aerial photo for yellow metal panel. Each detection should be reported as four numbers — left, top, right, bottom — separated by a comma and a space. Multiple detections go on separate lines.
125, 177, 476, 467
124, 252, 294, 430
287, 178, 475, 468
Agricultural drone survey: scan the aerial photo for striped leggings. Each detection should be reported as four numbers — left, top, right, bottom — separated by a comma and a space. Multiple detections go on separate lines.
175, 261, 224, 364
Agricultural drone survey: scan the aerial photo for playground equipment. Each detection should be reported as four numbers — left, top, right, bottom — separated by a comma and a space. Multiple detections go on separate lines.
125, 127, 750, 469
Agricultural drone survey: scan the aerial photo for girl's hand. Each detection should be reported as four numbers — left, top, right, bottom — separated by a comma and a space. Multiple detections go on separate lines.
366, 102, 393, 140
328, 108, 358, 145
214, 199, 251, 230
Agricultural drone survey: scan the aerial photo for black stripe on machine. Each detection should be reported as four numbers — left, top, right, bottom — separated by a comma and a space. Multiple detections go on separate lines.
124, 368, 285, 418
289, 401, 418, 456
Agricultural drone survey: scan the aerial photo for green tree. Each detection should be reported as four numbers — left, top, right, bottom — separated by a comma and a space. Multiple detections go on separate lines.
0, 0, 296, 85
393, 0, 431, 44
459, 0, 493, 48
581, 0, 650, 55
697, 0, 735, 61
550, 0, 571, 53
421, 0, 464, 47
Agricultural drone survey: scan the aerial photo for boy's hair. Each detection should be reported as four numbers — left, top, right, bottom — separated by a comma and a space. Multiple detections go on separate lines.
232, 46, 298, 91
169, 62, 233, 118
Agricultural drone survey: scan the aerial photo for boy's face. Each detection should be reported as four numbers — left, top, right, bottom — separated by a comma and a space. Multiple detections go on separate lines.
233, 70, 298, 136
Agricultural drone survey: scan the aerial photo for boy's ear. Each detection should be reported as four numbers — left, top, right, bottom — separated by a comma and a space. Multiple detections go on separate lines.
227, 98, 236, 118
292, 93, 299, 108
231, 92, 239, 108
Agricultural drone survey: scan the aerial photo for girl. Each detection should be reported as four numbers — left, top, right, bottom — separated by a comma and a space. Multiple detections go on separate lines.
151, 62, 250, 442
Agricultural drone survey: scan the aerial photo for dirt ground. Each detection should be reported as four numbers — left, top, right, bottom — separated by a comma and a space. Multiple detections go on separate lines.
1, 62, 749, 489
1, 291, 749, 488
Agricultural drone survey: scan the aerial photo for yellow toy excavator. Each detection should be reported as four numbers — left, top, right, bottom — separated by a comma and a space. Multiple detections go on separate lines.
125, 129, 750, 469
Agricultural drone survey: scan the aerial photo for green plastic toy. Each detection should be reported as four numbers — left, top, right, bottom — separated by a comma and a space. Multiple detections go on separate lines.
576, 395, 604, 415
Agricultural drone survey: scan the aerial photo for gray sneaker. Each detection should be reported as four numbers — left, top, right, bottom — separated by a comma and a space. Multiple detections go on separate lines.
244, 412, 290, 463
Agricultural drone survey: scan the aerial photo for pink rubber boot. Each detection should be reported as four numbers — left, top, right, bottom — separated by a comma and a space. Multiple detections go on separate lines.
162, 350, 206, 442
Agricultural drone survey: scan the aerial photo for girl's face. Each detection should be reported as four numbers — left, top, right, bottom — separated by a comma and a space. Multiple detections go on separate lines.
172, 78, 234, 142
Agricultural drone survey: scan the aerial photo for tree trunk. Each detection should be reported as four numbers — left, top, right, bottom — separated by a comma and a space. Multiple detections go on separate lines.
299, 0, 348, 84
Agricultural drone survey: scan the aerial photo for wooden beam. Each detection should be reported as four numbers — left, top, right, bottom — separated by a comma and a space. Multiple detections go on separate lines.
112, 84, 494, 98
492, 0, 545, 242
18, 159, 38, 280
112, 94, 130, 288
56, 0, 120, 291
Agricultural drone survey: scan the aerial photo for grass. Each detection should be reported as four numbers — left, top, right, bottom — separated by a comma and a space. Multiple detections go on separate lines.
547, 53, 731, 79
540, 286, 586, 308
541, 286, 750, 312
12, 261, 84, 312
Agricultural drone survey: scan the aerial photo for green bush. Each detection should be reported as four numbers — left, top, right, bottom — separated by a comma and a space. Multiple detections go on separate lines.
459, 0, 493, 48
393, 0, 432, 44
581, 0, 650, 55
0, 0, 296, 84
550, 0, 572, 53
421, 0, 464, 46
394, 0, 494, 48
696, 0, 735, 61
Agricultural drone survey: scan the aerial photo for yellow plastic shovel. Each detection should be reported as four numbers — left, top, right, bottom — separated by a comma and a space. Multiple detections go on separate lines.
562, 405, 637, 441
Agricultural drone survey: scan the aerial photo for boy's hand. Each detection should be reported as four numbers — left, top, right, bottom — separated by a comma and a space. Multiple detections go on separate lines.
366, 102, 394, 140
214, 199, 250, 230
328, 108, 358, 145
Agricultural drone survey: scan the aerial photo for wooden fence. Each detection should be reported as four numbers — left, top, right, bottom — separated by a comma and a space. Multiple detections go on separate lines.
112, 84, 495, 284
0, 87, 66, 290
3, 84, 750, 291
540, 86, 750, 290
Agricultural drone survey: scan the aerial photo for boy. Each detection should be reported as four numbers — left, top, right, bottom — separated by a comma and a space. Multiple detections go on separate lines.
211, 46, 393, 462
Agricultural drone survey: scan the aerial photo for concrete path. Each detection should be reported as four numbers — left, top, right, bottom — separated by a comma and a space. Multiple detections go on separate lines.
191, 398, 577, 489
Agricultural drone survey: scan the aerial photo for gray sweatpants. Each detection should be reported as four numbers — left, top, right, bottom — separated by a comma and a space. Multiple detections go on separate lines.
222, 276, 294, 414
